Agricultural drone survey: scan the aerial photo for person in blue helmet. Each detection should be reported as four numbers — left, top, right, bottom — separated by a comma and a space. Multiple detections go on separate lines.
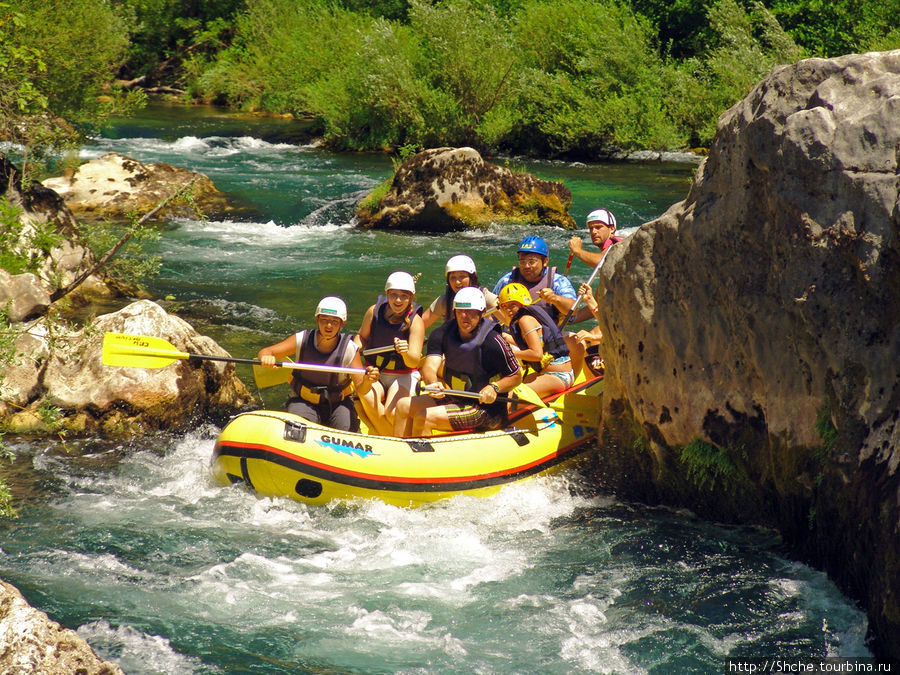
492, 235, 577, 324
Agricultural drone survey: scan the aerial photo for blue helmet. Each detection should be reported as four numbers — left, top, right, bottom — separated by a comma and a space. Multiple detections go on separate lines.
517, 235, 549, 258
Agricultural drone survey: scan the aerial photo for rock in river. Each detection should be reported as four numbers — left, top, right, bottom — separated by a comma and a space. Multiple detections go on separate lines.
590, 50, 900, 660
356, 147, 575, 231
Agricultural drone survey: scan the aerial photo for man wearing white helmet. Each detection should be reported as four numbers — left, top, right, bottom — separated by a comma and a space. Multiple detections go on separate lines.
567, 208, 623, 268
564, 209, 622, 377
257, 296, 378, 432
395, 286, 522, 437
421, 254, 498, 330
355, 271, 425, 436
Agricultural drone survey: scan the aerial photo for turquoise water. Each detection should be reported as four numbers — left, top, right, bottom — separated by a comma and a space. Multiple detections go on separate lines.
0, 104, 873, 672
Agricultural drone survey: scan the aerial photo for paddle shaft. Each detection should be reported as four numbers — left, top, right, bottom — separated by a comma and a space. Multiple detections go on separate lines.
420, 385, 533, 406
558, 244, 613, 327
361, 345, 398, 356
202, 353, 366, 375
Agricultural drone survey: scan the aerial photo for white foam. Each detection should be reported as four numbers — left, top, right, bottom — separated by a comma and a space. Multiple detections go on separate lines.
77, 621, 212, 675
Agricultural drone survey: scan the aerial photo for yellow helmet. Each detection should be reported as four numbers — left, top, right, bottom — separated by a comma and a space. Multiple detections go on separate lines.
499, 283, 533, 307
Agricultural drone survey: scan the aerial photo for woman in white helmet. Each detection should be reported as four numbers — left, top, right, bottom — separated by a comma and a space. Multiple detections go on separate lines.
395, 286, 522, 437
420, 254, 499, 329
355, 271, 425, 435
257, 296, 378, 432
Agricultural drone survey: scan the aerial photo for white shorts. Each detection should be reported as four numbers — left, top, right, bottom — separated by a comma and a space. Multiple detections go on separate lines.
379, 370, 421, 394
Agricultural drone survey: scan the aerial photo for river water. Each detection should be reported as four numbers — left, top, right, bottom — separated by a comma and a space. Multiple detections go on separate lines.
0, 104, 873, 672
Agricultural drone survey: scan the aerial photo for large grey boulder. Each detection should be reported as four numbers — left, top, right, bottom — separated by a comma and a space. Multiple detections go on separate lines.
1, 300, 252, 435
356, 147, 575, 231
591, 50, 899, 660
42, 152, 238, 222
0, 270, 52, 322
0, 579, 123, 674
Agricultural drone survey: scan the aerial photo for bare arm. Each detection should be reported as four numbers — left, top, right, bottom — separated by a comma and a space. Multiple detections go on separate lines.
508, 315, 544, 364
349, 347, 378, 396
355, 305, 375, 348
569, 241, 603, 267
257, 333, 298, 367
538, 288, 575, 315
398, 314, 425, 368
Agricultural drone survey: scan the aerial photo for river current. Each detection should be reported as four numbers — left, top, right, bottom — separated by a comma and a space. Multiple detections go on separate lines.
0, 104, 873, 673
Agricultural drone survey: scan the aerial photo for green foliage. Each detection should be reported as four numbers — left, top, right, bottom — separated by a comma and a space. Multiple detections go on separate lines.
79, 219, 162, 291
1, 0, 144, 168
680, 438, 740, 492
0, 309, 15, 518
631, 0, 715, 59
769, 0, 900, 57
36, 401, 63, 431
0, 197, 63, 275
190, 0, 894, 153
0, 5, 49, 148
358, 178, 393, 215
112, 0, 246, 83
0, 440, 13, 518
814, 403, 837, 451
812, 403, 837, 487
502, 0, 694, 154
408, 0, 518, 146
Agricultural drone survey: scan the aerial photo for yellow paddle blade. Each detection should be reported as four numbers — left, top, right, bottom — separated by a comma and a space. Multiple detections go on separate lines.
252, 363, 294, 389
102, 332, 188, 369
511, 383, 546, 408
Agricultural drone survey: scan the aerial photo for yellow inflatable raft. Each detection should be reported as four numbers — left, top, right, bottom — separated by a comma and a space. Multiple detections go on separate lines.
211, 376, 602, 507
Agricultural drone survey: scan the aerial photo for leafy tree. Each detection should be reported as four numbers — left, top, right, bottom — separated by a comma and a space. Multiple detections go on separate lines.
767, 0, 900, 56
501, 0, 692, 155
630, 0, 716, 59
1, 1, 143, 173
111, 0, 246, 85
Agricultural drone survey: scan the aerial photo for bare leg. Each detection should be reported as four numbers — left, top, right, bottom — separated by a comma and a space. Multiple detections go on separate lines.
565, 334, 586, 381
358, 382, 392, 435
416, 404, 453, 436
526, 371, 570, 398
396, 394, 436, 437
384, 381, 411, 434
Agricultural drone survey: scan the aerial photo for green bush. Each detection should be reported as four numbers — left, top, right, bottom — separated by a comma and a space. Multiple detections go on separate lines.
112, 0, 246, 83
500, 0, 692, 154
190, 0, 889, 154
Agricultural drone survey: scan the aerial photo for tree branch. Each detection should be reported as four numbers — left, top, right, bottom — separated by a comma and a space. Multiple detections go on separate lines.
49, 177, 200, 302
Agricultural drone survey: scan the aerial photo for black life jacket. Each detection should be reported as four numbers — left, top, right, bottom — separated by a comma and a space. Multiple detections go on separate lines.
291, 330, 355, 404
441, 318, 503, 392
509, 304, 569, 370
510, 265, 559, 322
364, 295, 422, 373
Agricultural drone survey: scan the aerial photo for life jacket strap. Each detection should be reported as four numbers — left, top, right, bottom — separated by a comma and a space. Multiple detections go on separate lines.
296, 379, 354, 405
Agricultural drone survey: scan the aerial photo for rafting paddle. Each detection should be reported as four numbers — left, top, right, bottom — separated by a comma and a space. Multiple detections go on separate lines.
558, 243, 614, 327
102, 333, 366, 379
418, 382, 559, 409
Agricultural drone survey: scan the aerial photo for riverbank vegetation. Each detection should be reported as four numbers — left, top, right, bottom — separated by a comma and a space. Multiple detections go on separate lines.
136, 0, 899, 156
4, 0, 899, 161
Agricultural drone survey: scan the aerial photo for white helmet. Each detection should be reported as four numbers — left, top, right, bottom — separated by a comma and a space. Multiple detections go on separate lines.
384, 271, 416, 294
445, 254, 477, 275
452, 286, 486, 312
586, 208, 617, 227
314, 296, 347, 322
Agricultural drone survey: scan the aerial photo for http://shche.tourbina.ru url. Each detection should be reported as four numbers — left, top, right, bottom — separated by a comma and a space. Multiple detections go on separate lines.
726, 658, 893, 673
